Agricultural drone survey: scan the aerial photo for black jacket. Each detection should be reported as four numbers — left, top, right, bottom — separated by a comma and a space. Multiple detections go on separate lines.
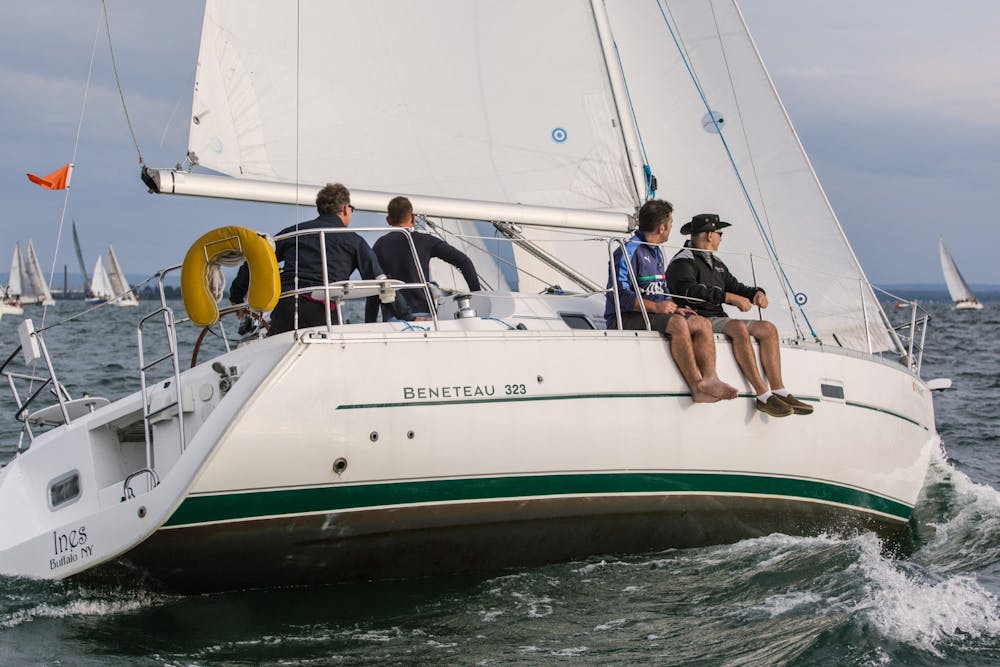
230, 213, 410, 319
364, 228, 480, 321
665, 242, 762, 318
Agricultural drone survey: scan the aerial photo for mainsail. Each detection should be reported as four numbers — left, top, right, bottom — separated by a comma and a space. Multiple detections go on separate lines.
106, 245, 138, 306
939, 238, 978, 304
72, 221, 91, 295
90, 255, 113, 302
23, 240, 54, 306
8, 244, 23, 298
163, 0, 898, 353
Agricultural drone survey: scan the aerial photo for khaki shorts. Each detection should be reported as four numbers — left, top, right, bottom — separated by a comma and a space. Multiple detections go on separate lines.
709, 316, 748, 334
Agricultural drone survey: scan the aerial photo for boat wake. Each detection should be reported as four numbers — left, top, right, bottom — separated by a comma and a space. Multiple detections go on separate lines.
0, 578, 167, 630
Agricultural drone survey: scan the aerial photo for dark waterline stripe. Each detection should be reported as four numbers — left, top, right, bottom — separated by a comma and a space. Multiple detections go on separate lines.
164, 472, 913, 527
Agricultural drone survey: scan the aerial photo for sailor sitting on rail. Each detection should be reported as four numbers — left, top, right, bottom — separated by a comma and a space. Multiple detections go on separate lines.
230, 182, 409, 334
605, 199, 738, 404
665, 213, 813, 418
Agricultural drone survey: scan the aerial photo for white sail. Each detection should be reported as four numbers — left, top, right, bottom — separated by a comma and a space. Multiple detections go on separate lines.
106, 245, 138, 306
8, 244, 23, 297
939, 238, 981, 308
90, 255, 113, 301
190, 0, 642, 210
180, 0, 898, 353
23, 240, 54, 306
71, 222, 91, 295
603, 0, 893, 352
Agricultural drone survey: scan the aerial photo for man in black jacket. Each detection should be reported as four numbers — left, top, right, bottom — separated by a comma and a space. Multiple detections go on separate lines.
665, 213, 812, 418
364, 196, 481, 322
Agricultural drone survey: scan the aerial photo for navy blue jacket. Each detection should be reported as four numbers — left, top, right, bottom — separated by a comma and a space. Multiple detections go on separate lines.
604, 231, 672, 327
230, 213, 410, 319
364, 228, 481, 321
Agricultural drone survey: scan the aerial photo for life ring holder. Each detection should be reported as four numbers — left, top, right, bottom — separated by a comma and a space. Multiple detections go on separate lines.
180, 226, 281, 328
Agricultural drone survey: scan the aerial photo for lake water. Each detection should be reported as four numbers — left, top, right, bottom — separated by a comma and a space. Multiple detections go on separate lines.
1, 298, 999, 665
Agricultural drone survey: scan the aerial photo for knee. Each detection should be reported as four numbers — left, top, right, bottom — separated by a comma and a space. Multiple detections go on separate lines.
725, 322, 750, 342
686, 315, 710, 335
753, 320, 778, 341
665, 315, 688, 336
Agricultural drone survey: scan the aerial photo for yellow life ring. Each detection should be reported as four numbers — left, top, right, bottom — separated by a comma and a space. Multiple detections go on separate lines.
181, 226, 280, 327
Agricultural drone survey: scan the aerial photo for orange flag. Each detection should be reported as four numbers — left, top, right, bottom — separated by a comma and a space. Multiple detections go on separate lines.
26, 163, 73, 190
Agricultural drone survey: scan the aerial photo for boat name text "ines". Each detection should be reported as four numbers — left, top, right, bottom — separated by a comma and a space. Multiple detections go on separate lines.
50, 525, 93, 570
403, 383, 528, 400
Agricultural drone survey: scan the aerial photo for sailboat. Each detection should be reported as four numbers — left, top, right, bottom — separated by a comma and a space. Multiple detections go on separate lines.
20, 240, 55, 307
0, 1, 938, 592
73, 222, 139, 306
1, 246, 24, 317
939, 238, 983, 310
105, 245, 138, 307
88, 255, 113, 304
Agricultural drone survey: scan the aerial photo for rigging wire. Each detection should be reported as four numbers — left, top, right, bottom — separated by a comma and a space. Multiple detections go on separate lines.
653, 0, 816, 342
102, 0, 143, 164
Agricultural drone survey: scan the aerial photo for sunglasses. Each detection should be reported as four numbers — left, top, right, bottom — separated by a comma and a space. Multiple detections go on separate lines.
348, 204, 355, 212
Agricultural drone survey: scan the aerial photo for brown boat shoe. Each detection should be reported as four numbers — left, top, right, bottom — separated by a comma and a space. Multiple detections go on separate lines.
755, 395, 793, 417
773, 393, 814, 415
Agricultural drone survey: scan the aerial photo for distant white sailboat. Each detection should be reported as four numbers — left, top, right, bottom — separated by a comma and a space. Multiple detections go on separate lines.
1, 246, 24, 316
88, 255, 113, 304
22, 240, 55, 306
939, 239, 983, 310
106, 245, 138, 307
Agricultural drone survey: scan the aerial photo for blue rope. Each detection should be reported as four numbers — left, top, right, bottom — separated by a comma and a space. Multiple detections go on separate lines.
652, 0, 817, 341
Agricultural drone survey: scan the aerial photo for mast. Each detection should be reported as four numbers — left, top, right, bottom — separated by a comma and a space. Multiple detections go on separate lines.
589, 0, 649, 204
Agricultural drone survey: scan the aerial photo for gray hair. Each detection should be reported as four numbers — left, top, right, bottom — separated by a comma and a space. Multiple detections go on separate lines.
316, 182, 351, 215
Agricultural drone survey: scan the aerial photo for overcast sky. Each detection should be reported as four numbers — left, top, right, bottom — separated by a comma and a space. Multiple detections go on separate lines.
1, 1, 997, 288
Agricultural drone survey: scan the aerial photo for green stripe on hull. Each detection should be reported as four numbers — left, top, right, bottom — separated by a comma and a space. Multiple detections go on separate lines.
335, 393, 926, 430
164, 473, 912, 527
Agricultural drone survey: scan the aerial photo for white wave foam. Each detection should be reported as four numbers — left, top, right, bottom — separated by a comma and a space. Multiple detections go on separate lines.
753, 591, 824, 618
853, 532, 1000, 656
0, 593, 158, 629
593, 618, 627, 632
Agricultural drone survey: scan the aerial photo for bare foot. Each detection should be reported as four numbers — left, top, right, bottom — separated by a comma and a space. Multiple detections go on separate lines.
691, 388, 721, 404
700, 377, 739, 401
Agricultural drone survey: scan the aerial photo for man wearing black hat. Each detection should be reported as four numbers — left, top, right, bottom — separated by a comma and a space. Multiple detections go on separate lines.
604, 200, 739, 404
665, 213, 813, 418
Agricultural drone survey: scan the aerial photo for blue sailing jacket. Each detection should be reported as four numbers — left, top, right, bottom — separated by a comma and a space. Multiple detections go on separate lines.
604, 230, 671, 327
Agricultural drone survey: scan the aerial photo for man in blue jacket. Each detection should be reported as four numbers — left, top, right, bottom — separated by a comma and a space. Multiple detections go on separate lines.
665, 213, 813, 417
605, 199, 738, 403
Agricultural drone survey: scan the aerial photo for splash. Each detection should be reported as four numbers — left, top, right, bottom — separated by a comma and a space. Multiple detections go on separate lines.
852, 532, 1000, 657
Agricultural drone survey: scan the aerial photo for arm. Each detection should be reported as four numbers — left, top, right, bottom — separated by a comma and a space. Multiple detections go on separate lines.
611, 248, 676, 316
229, 262, 250, 305
432, 241, 481, 291
722, 269, 765, 311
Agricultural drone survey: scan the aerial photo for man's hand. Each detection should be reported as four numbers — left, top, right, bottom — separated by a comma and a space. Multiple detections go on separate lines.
725, 293, 752, 312
753, 291, 768, 309
233, 307, 250, 319
655, 299, 678, 315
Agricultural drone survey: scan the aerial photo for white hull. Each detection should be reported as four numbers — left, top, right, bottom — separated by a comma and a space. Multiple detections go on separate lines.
0, 295, 937, 591
955, 300, 984, 310
0, 302, 23, 316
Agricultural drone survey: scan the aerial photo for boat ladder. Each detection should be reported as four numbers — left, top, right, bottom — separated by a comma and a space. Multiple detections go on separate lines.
137, 301, 186, 473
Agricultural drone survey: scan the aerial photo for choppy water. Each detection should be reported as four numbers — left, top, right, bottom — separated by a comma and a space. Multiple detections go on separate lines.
1, 298, 999, 665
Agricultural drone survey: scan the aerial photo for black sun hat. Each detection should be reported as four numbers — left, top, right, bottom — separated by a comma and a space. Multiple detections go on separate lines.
680, 213, 733, 235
